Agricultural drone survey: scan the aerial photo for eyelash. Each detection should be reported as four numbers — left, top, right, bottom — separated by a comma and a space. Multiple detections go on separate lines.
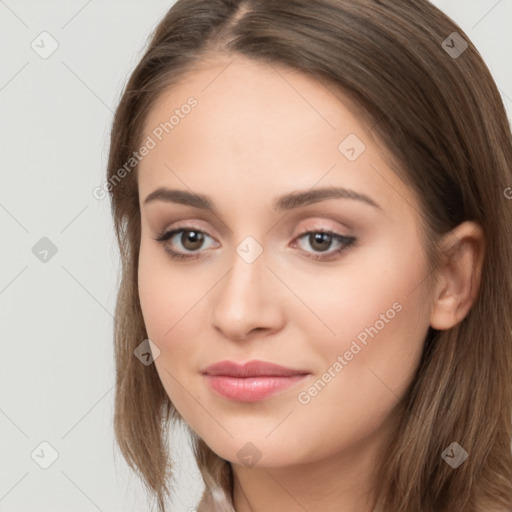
153, 225, 357, 262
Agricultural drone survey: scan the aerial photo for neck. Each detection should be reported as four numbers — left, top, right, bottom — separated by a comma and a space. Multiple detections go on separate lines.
231, 425, 391, 512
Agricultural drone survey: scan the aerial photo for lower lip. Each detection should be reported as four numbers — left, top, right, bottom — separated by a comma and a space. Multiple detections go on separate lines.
204, 374, 309, 402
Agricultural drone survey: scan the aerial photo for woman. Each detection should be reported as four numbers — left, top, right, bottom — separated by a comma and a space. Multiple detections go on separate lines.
106, 1, 512, 510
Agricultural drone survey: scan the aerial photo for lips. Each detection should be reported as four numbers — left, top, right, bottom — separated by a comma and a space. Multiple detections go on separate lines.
201, 360, 311, 402
201, 359, 310, 378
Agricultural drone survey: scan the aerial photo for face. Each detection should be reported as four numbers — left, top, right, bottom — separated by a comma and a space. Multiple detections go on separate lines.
137, 54, 433, 469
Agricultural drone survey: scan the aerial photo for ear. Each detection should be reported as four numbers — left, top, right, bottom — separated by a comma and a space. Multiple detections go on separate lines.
429, 221, 486, 330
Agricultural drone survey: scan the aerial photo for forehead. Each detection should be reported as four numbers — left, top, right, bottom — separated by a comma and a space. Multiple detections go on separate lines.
137, 54, 416, 220
142, 53, 368, 147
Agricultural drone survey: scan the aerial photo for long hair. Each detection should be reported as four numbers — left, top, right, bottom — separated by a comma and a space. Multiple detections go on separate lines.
106, 1, 512, 511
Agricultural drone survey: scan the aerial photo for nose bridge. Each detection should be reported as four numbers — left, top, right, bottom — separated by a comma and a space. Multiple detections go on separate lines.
218, 238, 269, 312
210, 235, 283, 339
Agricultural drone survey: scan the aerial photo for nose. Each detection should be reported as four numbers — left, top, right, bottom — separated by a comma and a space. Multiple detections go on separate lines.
210, 246, 285, 342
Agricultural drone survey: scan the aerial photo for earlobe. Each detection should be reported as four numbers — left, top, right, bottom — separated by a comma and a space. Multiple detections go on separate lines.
429, 221, 485, 331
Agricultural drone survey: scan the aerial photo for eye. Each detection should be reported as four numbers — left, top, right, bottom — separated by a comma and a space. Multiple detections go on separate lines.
154, 226, 357, 262
153, 227, 218, 260
291, 230, 357, 260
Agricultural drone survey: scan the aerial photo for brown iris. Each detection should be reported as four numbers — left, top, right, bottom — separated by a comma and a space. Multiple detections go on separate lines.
181, 230, 204, 251
308, 232, 333, 252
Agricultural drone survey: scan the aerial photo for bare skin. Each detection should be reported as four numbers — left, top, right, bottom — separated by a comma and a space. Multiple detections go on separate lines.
136, 54, 485, 512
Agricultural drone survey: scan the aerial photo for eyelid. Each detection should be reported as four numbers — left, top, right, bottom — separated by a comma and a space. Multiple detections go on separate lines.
155, 219, 350, 242
292, 218, 352, 237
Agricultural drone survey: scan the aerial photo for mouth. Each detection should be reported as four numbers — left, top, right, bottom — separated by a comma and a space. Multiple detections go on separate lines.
201, 360, 311, 402
201, 359, 310, 377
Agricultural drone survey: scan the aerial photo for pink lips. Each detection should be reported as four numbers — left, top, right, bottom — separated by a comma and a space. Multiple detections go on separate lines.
202, 360, 310, 402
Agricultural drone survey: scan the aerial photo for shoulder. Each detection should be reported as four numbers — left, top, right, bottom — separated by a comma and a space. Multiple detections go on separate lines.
196, 487, 236, 512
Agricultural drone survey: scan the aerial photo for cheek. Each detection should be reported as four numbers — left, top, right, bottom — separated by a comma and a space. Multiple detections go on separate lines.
292, 236, 430, 400
138, 241, 220, 380
138, 240, 201, 340
288, 262, 429, 459
138, 248, 207, 415
292, 233, 427, 343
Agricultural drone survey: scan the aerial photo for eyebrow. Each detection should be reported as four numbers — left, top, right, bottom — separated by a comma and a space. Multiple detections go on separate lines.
143, 186, 382, 212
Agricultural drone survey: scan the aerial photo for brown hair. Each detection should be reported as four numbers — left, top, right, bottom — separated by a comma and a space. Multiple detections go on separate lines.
106, 1, 512, 511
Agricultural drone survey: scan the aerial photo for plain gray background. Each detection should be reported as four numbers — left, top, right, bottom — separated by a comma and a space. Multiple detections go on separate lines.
1, 1, 511, 511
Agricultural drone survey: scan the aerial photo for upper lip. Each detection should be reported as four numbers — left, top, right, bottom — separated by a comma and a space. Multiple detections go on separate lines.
202, 360, 310, 377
